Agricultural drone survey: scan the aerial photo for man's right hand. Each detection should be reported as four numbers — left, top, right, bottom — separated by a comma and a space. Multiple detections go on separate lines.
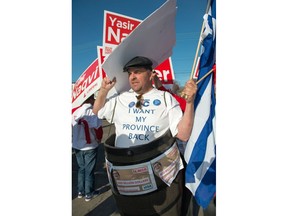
101, 77, 116, 92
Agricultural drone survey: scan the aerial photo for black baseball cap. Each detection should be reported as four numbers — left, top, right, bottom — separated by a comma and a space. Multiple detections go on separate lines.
123, 56, 153, 72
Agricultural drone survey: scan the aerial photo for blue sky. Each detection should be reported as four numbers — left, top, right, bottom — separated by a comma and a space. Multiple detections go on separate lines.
72, 0, 208, 86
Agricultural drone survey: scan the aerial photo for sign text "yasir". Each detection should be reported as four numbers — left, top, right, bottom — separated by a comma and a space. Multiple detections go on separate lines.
104, 12, 141, 45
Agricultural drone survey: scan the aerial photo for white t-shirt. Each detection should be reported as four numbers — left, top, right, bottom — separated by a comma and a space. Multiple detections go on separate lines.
72, 103, 102, 150
98, 88, 182, 147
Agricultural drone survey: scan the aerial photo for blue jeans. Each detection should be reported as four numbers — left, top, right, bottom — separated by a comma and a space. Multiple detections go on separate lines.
74, 148, 98, 196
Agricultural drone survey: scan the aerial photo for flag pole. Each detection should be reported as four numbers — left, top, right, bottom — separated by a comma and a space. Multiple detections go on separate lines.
181, 0, 212, 98
189, 25, 204, 80
196, 68, 213, 84
190, 0, 211, 80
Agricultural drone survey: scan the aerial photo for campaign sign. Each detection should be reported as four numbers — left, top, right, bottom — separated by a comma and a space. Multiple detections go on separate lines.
72, 59, 102, 109
153, 57, 175, 90
97, 46, 106, 78
154, 58, 174, 85
103, 10, 142, 56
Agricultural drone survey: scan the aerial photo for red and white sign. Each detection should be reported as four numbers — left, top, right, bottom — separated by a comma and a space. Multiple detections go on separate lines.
192, 56, 200, 80
103, 10, 142, 56
153, 57, 175, 90
72, 59, 102, 109
97, 46, 107, 78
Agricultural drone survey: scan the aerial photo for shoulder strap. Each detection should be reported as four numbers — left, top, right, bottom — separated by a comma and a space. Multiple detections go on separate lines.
107, 98, 117, 137
163, 91, 167, 107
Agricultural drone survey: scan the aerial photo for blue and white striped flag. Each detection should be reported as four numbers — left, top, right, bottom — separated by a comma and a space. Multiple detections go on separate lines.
184, 0, 216, 209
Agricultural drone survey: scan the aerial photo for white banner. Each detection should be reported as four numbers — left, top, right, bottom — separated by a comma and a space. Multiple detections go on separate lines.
102, 0, 177, 93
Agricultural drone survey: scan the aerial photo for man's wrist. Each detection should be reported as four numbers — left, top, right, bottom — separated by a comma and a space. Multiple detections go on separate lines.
100, 87, 109, 93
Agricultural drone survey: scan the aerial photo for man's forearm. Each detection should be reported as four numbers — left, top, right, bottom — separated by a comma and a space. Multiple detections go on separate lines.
176, 102, 195, 141
93, 88, 109, 115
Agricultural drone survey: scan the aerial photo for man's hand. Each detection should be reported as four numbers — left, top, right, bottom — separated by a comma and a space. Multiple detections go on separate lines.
101, 77, 116, 92
181, 79, 197, 103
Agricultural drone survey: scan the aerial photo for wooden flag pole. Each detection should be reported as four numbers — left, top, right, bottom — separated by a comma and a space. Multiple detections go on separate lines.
196, 68, 214, 84
181, 0, 212, 99
189, 22, 204, 80
190, 0, 211, 80
181, 68, 214, 100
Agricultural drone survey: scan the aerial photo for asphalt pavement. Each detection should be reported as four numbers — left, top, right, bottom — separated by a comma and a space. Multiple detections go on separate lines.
72, 120, 216, 216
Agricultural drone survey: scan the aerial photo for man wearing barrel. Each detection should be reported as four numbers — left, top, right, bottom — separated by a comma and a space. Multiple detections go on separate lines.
93, 56, 197, 216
